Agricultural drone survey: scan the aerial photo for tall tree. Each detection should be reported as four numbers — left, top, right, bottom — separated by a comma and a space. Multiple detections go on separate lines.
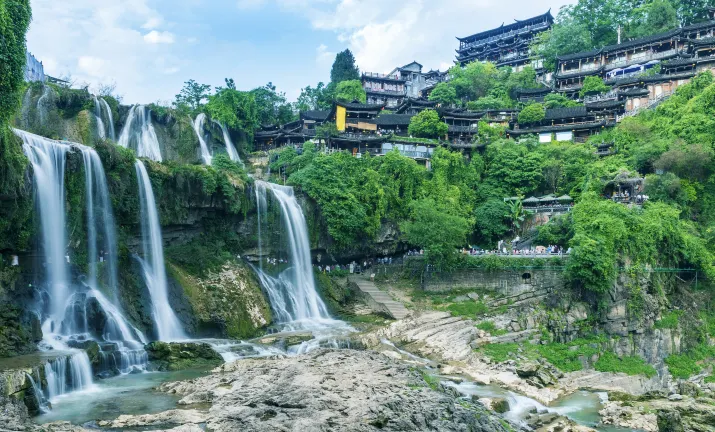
250, 82, 296, 125
408, 109, 448, 139
673, 0, 713, 25
174, 79, 211, 112
296, 82, 333, 112
428, 83, 458, 105
334, 80, 366, 103
531, 18, 594, 72
205, 88, 259, 132
330, 49, 360, 84
637, 0, 679, 36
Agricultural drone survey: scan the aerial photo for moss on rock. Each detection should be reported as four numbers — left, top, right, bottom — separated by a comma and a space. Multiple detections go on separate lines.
168, 260, 272, 339
145, 341, 223, 371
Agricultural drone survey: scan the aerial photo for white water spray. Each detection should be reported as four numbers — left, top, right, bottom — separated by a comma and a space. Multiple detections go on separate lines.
118, 105, 162, 161
135, 160, 187, 341
212, 119, 240, 163
93, 97, 116, 141
192, 113, 212, 165
93, 97, 106, 140
254, 181, 331, 326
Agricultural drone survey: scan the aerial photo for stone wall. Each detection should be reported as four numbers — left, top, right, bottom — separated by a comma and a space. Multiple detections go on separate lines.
422, 268, 565, 295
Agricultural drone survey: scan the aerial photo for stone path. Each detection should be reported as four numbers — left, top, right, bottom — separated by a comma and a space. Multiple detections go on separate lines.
353, 277, 410, 320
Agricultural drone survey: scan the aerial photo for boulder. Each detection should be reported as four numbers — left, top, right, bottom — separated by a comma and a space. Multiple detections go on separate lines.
146, 342, 223, 371
657, 409, 684, 432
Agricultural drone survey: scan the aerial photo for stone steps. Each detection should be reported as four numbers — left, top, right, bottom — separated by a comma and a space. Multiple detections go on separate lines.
353, 279, 410, 320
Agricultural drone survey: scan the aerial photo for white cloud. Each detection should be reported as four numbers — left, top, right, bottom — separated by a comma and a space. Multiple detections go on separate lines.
77, 56, 105, 77
279, 0, 575, 74
316, 44, 334, 66
143, 30, 175, 44
142, 17, 163, 29
26, 0, 180, 103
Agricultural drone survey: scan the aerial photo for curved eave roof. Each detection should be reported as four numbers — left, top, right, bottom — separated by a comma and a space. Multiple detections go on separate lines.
457, 10, 553, 42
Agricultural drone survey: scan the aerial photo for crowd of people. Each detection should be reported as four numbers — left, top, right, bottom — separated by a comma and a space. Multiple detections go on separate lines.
461, 244, 570, 256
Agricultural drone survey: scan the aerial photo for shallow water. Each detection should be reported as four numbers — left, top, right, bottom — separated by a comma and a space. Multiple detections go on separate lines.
34, 369, 206, 425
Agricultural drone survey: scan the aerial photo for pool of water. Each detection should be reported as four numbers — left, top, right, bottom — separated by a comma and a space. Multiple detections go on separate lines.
35, 369, 207, 425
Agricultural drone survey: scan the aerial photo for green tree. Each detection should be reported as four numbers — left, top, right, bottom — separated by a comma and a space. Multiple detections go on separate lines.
634, 0, 679, 37
579, 76, 611, 98
467, 96, 507, 111
334, 80, 366, 103
544, 93, 583, 109
250, 82, 295, 125
330, 49, 360, 84
401, 198, 471, 267
174, 79, 212, 112
531, 18, 593, 72
673, 0, 713, 25
505, 198, 527, 233
474, 199, 511, 246
428, 83, 458, 105
205, 88, 259, 132
408, 109, 448, 138
296, 82, 333, 112
518, 103, 546, 125
448, 61, 500, 101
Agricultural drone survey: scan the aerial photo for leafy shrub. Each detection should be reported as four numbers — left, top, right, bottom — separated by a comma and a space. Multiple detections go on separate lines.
595, 352, 657, 377
446, 300, 488, 318
654, 310, 682, 329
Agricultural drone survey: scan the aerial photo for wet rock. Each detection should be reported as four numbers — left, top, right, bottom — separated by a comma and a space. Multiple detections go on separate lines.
145, 341, 223, 371
657, 409, 684, 432
492, 397, 510, 413
154, 349, 511, 431
96, 409, 207, 429
667, 394, 683, 401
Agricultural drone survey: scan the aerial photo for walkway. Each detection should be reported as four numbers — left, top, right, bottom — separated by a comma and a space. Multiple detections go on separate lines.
352, 277, 410, 320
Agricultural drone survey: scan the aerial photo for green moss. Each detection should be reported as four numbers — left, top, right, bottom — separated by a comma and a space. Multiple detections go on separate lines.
168, 260, 272, 339
595, 352, 657, 377
655, 310, 683, 330
481, 343, 520, 362
446, 301, 489, 318
145, 341, 223, 371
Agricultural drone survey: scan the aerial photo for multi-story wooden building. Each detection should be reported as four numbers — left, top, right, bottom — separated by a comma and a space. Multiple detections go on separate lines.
362, 62, 447, 108
455, 11, 554, 73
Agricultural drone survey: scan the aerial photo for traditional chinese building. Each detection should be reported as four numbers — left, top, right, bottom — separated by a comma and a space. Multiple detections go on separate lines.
456, 11, 554, 72
362, 72, 406, 108
507, 106, 617, 142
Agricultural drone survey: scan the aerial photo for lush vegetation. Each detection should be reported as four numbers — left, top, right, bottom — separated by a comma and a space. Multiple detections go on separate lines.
531, 0, 712, 72
407, 109, 448, 139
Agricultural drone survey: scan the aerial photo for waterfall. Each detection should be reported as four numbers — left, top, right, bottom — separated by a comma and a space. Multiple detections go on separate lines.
18, 129, 71, 328
93, 97, 116, 141
25, 372, 49, 413
43, 352, 95, 401
118, 105, 162, 162
37, 85, 52, 126
101, 98, 116, 141
253, 181, 330, 326
135, 160, 187, 341
212, 119, 240, 163
17, 129, 151, 406
93, 97, 106, 140
192, 113, 212, 165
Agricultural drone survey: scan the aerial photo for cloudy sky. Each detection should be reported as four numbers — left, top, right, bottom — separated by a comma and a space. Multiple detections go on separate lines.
27, 0, 575, 105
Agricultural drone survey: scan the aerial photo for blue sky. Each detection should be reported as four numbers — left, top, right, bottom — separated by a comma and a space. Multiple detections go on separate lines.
27, 0, 574, 105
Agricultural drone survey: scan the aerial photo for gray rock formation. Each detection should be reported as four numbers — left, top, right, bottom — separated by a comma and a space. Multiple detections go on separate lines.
154, 349, 511, 431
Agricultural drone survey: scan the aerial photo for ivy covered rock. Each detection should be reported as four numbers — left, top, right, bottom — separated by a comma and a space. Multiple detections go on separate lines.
145, 341, 222, 371
167, 260, 271, 339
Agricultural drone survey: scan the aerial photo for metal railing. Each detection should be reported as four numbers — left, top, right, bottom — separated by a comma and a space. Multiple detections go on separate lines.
604, 48, 678, 71
459, 22, 550, 50
616, 90, 673, 121
584, 89, 619, 103
363, 72, 401, 80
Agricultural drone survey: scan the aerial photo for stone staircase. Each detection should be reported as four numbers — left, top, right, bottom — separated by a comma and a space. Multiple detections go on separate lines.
352, 278, 410, 320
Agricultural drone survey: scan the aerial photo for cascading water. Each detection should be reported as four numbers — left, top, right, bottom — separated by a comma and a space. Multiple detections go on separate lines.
37, 85, 52, 126
135, 160, 187, 341
212, 119, 240, 163
253, 181, 331, 326
118, 105, 162, 162
17, 129, 150, 406
93, 97, 116, 141
93, 97, 106, 140
192, 113, 213, 165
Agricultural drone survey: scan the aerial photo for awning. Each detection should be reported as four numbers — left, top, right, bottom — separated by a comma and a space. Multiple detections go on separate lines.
646, 60, 660, 65
539, 195, 556, 202
523, 196, 540, 204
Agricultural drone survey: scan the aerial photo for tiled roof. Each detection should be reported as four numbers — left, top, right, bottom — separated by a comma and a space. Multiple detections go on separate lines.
374, 114, 414, 126
602, 28, 682, 53
515, 86, 552, 95
300, 110, 330, 121
458, 11, 553, 43
544, 106, 588, 120
508, 120, 612, 135
557, 49, 603, 62
585, 99, 626, 110
337, 101, 386, 110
